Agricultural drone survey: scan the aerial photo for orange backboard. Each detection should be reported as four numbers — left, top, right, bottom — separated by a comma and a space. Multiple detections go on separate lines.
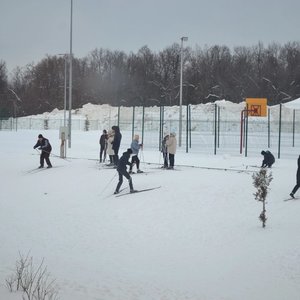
246, 98, 267, 117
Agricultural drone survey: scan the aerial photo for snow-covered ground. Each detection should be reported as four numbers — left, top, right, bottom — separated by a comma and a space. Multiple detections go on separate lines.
0, 127, 300, 300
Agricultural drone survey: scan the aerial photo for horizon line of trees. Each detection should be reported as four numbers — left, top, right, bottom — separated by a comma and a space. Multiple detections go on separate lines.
1, 41, 300, 118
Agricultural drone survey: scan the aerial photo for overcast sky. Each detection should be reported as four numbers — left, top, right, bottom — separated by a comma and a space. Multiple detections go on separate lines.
1, 0, 300, 74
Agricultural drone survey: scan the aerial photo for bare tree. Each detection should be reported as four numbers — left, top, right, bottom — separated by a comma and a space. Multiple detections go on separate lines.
5, 252, 59, 300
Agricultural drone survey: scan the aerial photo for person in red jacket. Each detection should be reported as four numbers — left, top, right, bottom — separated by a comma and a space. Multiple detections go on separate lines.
33, 134, 52, 168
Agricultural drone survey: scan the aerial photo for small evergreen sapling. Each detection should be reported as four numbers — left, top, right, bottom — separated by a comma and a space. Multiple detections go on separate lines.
252, 168, 273, 228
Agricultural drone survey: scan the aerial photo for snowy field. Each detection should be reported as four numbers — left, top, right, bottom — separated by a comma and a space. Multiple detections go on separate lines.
0, 128, 300, 300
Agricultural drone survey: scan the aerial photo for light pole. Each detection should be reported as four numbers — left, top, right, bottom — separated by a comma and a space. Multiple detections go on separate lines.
58, 54, 68, 127
68, 0, 73, 148
58, 53, 69, 158
179, 36, 188, 147
8, 88, 22, 131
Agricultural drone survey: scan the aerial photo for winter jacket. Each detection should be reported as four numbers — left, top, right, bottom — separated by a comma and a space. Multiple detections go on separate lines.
161, 135, 169, 154
112, 126, 122, 153
107, 133, 115, 156
131, 139, 140, 155
117, 151, 131, 172
33, 137, 52, 153
165, 133, 177, 155
261, 150, 275, 167
99, 133, 108, 147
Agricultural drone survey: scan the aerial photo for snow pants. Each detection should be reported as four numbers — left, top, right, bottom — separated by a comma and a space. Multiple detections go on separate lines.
40, 151, 52, 167
116, 170, 133, 192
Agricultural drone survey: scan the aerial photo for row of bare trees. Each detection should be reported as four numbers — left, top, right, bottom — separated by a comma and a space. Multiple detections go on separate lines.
1, 41, 300, 118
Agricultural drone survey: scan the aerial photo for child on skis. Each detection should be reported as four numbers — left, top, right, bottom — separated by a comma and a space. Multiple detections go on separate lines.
129, 134, 143, 174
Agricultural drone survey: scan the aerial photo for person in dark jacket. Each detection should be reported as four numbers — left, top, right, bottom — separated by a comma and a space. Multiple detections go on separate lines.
261, 150, 275, 168
161, 135, 169, 168
290, 155, 300, 198
114, 148, 136, 194
33, 134, 52, 168
111, 125, 122, 166
99, 129, 108, 163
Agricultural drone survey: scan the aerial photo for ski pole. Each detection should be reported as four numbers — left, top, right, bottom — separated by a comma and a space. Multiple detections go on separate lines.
100, 172, 117, 195
140, 148, 145, 163
35, 148, 71, 162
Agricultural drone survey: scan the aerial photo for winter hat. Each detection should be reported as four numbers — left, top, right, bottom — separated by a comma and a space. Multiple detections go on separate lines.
261, 150, 266, 155
38, 134, 43, 138
127, 148, 133, 154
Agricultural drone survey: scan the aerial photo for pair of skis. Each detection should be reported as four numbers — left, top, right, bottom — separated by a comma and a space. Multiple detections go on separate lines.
115, 186, 161, 197
25, 166, 54, 174
284, 196, 299, 202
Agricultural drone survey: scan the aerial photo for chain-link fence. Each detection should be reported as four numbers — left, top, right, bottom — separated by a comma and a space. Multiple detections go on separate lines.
1, 104, 300, 157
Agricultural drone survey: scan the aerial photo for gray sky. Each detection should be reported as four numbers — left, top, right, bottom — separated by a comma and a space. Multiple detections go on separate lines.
1, 0, 300, 74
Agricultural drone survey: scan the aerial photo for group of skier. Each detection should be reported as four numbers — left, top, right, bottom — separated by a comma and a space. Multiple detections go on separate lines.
99, 125, 122, 166
98, 127, 177, 194
99, 127, 143, 194
32, 131, 300, 198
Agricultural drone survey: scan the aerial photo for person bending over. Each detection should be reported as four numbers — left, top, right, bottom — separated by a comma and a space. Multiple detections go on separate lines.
114, 148, 136, 194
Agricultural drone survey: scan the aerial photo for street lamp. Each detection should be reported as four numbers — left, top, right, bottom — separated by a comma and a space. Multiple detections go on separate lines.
179, 36, 188, 147
58, 53, 69, 158
8, 88, 22, 131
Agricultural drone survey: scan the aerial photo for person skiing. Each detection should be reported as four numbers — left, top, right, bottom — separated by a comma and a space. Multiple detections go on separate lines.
161, 134, 169, 168
290, 155, 300, 199
114, 148, 136, 194
112, 125, 122, 166
99, 129, 108, 163
165, 132, 177, 169
261, 150, 275, 168
129, 134, 143, 174
33, 134, 52, 168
